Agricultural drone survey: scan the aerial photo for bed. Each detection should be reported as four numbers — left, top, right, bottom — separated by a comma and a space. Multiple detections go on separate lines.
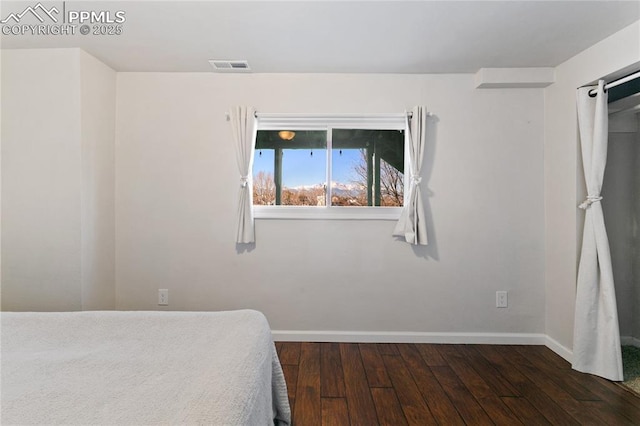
1, 309, 291, 425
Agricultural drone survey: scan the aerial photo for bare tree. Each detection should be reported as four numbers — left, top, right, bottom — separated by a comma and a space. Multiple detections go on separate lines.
253, 171, 275, 205
351, 150, 403, 206
379, 159, 404, 206
281, 189, 295, 205
282, 185, 325, 206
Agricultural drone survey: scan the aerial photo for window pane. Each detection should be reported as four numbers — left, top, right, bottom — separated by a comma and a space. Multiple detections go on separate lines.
331, 129, 404, 207
282, 148, 326, 205
254, 130, 327, 206
331, 149, 366, 206
253, 149, 275, 205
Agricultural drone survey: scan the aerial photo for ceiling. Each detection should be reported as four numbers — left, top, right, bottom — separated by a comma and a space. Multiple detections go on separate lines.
1, 1, 639, 73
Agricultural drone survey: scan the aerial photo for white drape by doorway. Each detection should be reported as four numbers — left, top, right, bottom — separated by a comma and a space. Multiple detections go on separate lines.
393, 106, 428, 245
572, 81, 623, 381
230, 106, 257, 244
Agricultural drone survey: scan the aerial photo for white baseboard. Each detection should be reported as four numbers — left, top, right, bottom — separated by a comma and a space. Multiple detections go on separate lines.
272, 330, 578, 363
272, 330, 547, 345
621, 336, 640, 347
273, 331, 640, 364
544, 335, 573, 363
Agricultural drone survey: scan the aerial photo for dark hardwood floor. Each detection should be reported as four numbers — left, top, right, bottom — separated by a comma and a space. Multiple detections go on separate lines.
275, 342, 640, 425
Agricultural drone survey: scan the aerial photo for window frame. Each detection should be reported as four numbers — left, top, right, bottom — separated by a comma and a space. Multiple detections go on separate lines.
253, 113, 409, 220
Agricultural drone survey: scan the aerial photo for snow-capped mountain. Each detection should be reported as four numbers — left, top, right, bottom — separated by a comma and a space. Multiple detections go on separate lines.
284, 181, 364, 195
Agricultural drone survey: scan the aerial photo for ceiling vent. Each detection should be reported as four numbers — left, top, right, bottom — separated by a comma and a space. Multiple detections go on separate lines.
209, 60, 251, 72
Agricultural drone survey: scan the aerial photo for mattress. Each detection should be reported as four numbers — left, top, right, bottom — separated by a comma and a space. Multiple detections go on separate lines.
1, 309, 291, 425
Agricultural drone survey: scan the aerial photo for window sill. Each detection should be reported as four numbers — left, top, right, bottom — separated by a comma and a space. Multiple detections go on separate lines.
254, 206, 402, 220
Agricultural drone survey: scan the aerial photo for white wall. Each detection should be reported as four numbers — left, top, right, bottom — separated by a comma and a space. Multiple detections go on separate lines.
80, 50, 116, 310
544, 21, 640, 353
1, 48, 116, 311
115, 73, 546, 334
2, 49, 82, 311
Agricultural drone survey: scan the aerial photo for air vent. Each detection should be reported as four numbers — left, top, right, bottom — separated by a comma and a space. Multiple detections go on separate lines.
209, 60, 251, 72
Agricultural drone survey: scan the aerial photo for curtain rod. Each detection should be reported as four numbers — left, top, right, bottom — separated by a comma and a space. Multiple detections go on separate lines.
588, 70, 640, 97
225, 112, 414, 121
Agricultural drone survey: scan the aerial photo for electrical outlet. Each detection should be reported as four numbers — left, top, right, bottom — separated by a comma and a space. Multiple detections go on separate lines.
496, 291, 508, 308
158, 289, 169, 306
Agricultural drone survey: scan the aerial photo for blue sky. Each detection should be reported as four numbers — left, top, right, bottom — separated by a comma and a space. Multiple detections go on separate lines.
253, 149, 361, 187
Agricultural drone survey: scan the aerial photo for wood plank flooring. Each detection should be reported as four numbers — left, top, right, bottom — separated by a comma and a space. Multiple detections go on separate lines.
275, 343, 640, 425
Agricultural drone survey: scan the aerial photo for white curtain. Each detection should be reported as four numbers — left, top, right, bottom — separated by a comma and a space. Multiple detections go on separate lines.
393, 106, 428, 245
572, 81, 623, 381
230, 106, 257, 244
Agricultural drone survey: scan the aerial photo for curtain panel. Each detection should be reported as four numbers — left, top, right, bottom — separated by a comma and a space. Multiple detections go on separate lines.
572, 81, 623, 381
393, 106, 428, 245
230, 106, 257, 244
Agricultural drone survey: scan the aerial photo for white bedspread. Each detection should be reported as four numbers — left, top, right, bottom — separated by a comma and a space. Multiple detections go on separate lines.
1, 310, 290, 425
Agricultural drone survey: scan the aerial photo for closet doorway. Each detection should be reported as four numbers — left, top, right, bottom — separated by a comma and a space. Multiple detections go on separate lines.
603, 79, 640, 391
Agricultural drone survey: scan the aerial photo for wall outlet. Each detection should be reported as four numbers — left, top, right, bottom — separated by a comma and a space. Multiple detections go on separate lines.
496, 291, 508, 308
158, 289, 169, 306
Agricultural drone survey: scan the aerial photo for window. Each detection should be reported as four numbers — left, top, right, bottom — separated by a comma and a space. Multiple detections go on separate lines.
252, 114, 408, 219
